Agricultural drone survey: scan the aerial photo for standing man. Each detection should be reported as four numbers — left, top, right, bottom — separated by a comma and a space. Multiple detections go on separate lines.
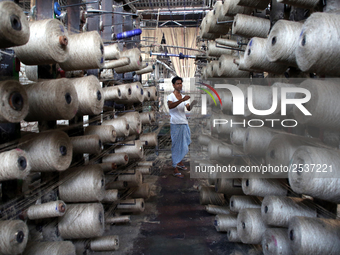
167, 76, 196, 178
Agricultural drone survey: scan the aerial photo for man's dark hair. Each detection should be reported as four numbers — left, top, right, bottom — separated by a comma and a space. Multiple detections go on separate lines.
172, 76, 183, 85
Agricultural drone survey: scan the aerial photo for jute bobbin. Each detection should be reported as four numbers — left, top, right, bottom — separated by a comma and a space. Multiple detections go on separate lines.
208, 8, 232, 35
261, 196, 317, 227
216, 38, 239, 48
70, 134, 102, 155
59, 31, 104, 71
205, 204, 233, 215
103, 57, 130, 69
237, 208, 267, 244
102, 152, 129, 166
70, 75, 104, 116
114, 82, 144, 104
246, 85, 276, 117
0, 1, 30, 48
243, 127, 277, 156
114, 83, 133, 100
105, 215, 130, 224
98, 162, 117, 172
116, 198, 145, 213
207, 41, 234, 57
103, 85, 123, 101
0, 220, 28, 255
198, 134, 212, 146
136, 65, 154, 75
130, 183, 151, 199
90, 235, 119, 251
84, 125, 116, 143
214, 214, 238, 232
104, 43, 121, 60
207, 140, 229, 161
102, 117, 130, 137
27, 200, 66, 220
237, 0, 271, 9
271, 82, 296, 115
14, 19, 68, 65
24, 241, 76, 255
135, 166, 151, 175
41, 220, 63, 242
0, 149, 30, 181
59, 165, 105, 202
200, 186, 226, 205
230, 128, 247, 145
266, 20, 303, 67
137, 161, 155, 167
277, 0, 320, 9
262, 228, 292, 255
296, 12, 340, 76
230, 195, 261, 212
288, 216, 340, 255
116, 169, 143, 187
139, 112, 152, 124
219, 90, 233, 114
293, 79, 340, 130
215, 1, 234, 22
244, 37, 288, 74
288, 146, 340, 203
215, 114, 245, 135
140, 132, 158, 147
102, 189, 119, 202
0, 80, 29, 123
119, 111, 142, 135
24, 78, 79, 121
143, 86, 158, 101
222, 0, 253, 16
114, 48, 143, 73
232, 14, 270, 38
58, 203, 104, 239
25, 65, 38, 82
205, 62, 213, 78
105, 180, 128, 190
199, 17, 219, 40
227, 228, 241, 242
19, 130, 72, 171
115, 140, 144, 159
217, 54, 250, 77
242, 178, 287, 197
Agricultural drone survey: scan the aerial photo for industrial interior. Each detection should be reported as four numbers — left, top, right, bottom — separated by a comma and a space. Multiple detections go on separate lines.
0, 0, 340, 254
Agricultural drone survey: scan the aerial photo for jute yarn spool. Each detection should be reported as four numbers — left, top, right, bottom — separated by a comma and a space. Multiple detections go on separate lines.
114, 48, 143, 73
235, 54, 253, 72
220, 90, 233, 114
205, 62, 213, 78
0, 220, 28, 254
293, 79, 340, 130
277, 0, 320, 9
244, 37, 288, 74
214, 114, 245, 135
0, 1, 29, 48
58, 203, 104, 239
207, 41, 234, 57
296, 12, 340, 76
103, 85, 123, 101
139, 112, 152, 124
114, 82, 144, 104
105, 215, 130, 224
135, 64, 154, 75
207, 140, 228, 161
217, 54, 250, 77
103, 57, 130, 69
0, 80, 29, 123
237, 208, 267, 244
116, 170, 143, 187
25, 65, 38, 81
27, 200, 66, 220
214, 214, 238, 232
242, 179, 287, 197
243, 127, 277, 156
134, 166, 151, 175
266, 20, 303, 67
19, 130, 72, 171
140, 133, 158, 147
24, 241, 76, 255
24, 78, 79, 121
199, 17, 219, 40
102, 189, 119, 202
69, 75, 104, 116
137, 161, 155, 167
216, 38, 239, 48
198, 134, 212, 146
261, 196, 317, 227
143, 86, 158, 101
120, 111, 141, 135
246, 85, 275, 117
230, 128, 246, 145
288, 216, 340, 255
14, 19, 68, 65
202, 66, 208, 80
59, 31, 104, 71
211, 61, 220, 77
98, 162, 117, 172
116, 198, 145, 213
230, 195, 261, 213
288, 146, 340, 203
105, 180, 128, 190
70, 134, 102, 155
41, 220, 63, 242
102, 118, 130, 137
59, 165, 105, 202
237, 0, 271, 9
205, 11, 217, 34
104, 43, 121, 60
232, 14, 270, 38
266, 134, 319, 168
222, 0, 253, 16
271, 82, 296, 115
199, 186, 226, 205
114, 140, 144, 159
84, 125, 116, 143
217, 143, 234, 158
262, 228, 292, 255
0, 149, 30, 181
205, 204, 233, 215
208, 9, 232, 35
90, 235, 119, 251
227, 228, 242, 242
102, 153, 129, 166
131, 183, 151, 199
113, 83, 133, 101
